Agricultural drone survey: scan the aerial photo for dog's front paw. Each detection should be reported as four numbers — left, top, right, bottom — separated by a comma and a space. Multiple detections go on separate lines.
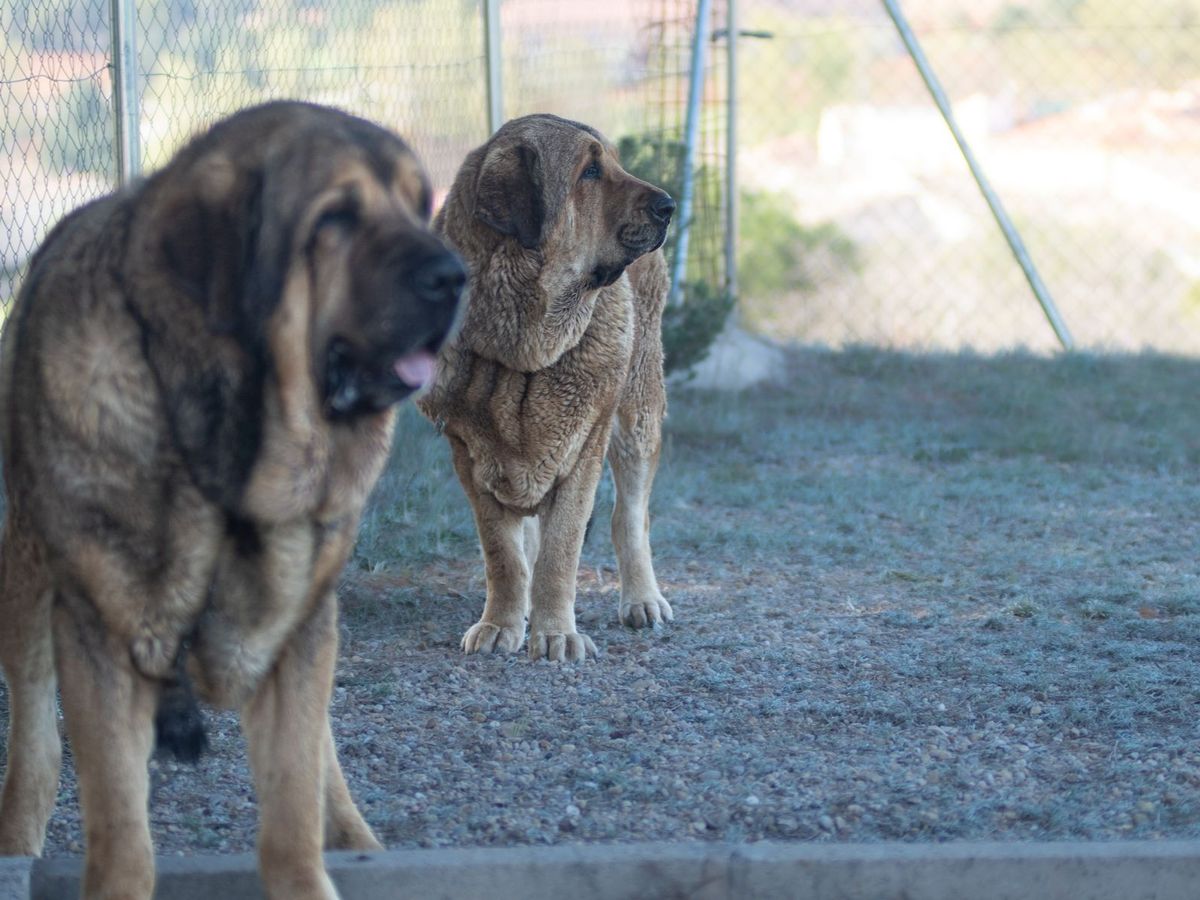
528, 630, 597, 662
619, 592, 673, 629
462, 620, 525, 655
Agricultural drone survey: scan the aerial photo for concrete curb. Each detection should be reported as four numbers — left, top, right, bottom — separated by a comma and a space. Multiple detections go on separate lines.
0, 859, 31, 900
13, 839, 1200, 899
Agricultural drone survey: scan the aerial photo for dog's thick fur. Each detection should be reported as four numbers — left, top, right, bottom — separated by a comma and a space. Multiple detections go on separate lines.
418, 114, 675, 661
0, 101, 463, 899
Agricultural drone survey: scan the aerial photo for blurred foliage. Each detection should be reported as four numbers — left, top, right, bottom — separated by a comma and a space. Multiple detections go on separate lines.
738, 190, 859, 298
128, 0, 486, 179
660, 279, 736, 375
737, 10, 863, 143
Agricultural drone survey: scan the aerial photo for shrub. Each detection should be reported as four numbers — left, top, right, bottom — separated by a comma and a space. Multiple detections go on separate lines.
738, 190, 859, 300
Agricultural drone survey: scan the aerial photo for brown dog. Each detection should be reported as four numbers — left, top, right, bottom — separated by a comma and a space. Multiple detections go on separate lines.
0, 101, 463, 899
418, 114, 675, 662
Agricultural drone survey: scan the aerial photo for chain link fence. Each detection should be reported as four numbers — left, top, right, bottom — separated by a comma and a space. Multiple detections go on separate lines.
133, 0, 489, 194
1, 0, 726, 319
495, 0, 729, 300
4, 2, 1197, 354
735, 0, 1200, 353
2, 2, 113, 302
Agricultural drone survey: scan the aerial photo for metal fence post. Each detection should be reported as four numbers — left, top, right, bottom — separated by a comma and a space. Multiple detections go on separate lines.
724, 0, 738, 301
483, 0, 504, 135
668, 0, 714, 306
109, 0, 141, 185
881, 0, 1074, 351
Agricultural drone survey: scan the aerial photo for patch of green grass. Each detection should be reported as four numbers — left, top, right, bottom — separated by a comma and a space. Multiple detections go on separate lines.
353, 405, 477, 573
667, 347, 1200, 470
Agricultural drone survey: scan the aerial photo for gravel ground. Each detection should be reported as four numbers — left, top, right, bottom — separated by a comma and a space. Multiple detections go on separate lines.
6, 348, 1200, 857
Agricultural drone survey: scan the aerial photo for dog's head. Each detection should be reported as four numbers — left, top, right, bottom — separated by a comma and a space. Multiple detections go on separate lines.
152, 101, 465, 421
471, 114, 674, 289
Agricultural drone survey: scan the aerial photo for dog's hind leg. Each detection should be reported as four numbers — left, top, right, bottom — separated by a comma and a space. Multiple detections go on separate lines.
607, 251, 672, 630
0, 517, 62, 857
607, 352, 671, 629
322, 716, 382, 852
53, 587, 159, 898
607, 419, 672, 629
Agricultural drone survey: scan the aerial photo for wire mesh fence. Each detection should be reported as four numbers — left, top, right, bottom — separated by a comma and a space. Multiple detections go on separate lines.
1, 1, 115, 302
0, 0, 727, 320
3, 1, 1198, 354
135, 0, 489, 198
735, 0, 1200, 353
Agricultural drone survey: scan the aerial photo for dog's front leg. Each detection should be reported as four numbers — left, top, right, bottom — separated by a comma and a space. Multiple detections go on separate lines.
461, 493, 531, 655
53, 591, 158, 900
242, 593, 340, 900
527, 442, 606, 662
450, 436, 531, 655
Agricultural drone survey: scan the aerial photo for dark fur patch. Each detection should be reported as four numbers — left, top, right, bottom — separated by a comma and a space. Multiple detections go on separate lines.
474, 143, 546, 249
153, 666, 208, 765
225, 512, 262, 557
150, 627, 207, 764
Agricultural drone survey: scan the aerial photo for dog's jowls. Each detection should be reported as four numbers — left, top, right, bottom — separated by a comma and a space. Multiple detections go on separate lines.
419, 114, 676, 662
0, 101, 463, 900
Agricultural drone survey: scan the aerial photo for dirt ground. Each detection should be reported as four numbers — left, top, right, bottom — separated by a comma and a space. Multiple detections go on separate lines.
5, 346, 1200, 856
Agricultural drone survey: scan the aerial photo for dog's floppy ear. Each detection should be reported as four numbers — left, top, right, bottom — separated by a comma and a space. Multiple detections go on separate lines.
159, 155, 242, 330
159, 153, 287, 345
473, 141, 546, 250
154, 152, 290, 507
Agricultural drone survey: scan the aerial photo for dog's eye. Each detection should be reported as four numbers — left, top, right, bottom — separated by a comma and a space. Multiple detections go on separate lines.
580, 162, 601, 182
306, 204, 359, 256
312, 204, 359, 238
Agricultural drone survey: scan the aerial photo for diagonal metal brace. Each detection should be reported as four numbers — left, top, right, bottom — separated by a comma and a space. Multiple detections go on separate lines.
882, 0, 1074, 351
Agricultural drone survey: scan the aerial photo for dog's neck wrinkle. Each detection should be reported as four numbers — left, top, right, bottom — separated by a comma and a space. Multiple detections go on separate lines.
448, 239, 598, 373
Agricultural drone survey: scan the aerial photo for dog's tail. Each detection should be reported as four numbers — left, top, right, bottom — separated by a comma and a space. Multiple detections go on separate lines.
153, 644, 208, 764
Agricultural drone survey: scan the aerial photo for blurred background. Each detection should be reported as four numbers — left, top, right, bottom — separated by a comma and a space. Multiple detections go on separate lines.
3, 0, 1199, 356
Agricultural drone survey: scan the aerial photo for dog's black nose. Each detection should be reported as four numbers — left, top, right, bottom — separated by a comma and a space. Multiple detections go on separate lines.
649, 194, 676, 224
412, 253, 466, 305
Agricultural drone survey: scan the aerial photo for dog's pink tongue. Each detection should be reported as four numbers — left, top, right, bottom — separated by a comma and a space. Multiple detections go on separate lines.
394, 350, 437, 389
